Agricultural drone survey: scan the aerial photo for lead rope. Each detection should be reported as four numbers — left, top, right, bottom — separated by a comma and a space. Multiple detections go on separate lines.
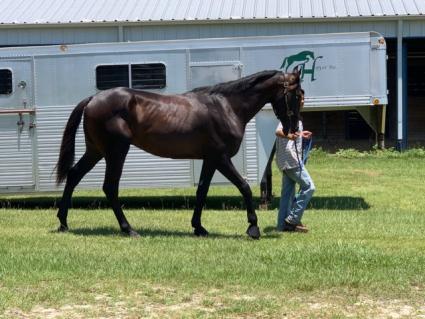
284, 92, 303, 173
294, 133, 303, 172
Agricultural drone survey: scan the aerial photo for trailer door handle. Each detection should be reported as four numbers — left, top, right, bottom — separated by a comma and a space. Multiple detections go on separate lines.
17, 114, 25, 132
18, 81, 27, 89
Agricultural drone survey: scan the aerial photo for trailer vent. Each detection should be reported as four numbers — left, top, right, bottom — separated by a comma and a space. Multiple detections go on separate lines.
132, 64, 166, 89
0, 69, 12, 94
96, 63, 166, 90
96, 65, 129, 90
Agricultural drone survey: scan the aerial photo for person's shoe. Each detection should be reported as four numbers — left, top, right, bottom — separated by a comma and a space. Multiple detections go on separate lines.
294, 223, 309, 233
281, 220, 309, 233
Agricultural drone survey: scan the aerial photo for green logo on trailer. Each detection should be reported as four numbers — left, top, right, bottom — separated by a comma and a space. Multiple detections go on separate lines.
280, 51, 323, 82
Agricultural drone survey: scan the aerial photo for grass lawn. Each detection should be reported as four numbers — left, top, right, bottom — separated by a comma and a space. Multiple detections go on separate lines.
1, 149, 425, 318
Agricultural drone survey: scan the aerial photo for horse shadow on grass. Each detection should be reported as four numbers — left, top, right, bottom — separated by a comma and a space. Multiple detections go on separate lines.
62, 226, 281, 240
2, 195, 370, 211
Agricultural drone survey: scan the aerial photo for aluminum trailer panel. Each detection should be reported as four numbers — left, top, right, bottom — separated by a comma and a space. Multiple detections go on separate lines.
0, 32, 387, 193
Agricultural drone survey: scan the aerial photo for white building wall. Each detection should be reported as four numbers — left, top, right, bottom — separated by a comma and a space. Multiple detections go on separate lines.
1, 19, 425, 47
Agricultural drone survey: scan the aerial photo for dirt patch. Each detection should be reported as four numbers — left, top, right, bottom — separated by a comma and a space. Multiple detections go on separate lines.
2, 290, 425, 318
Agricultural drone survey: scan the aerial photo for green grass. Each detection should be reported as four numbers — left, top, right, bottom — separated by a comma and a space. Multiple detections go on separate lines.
1, 149, 425, 318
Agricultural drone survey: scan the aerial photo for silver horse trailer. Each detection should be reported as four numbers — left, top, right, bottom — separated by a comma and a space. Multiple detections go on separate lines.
0, 32, 387, 195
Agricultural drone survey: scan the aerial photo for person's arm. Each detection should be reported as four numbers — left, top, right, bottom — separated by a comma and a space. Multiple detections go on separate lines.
300, 130, 312, 139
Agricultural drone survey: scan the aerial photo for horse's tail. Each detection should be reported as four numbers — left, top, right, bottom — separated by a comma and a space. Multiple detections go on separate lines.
56, 96, 92, 185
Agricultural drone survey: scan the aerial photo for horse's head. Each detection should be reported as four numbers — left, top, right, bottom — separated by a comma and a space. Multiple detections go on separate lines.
271, 68, 304, 135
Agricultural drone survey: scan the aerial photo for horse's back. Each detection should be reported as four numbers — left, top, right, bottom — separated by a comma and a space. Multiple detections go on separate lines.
83, 87, 211, 158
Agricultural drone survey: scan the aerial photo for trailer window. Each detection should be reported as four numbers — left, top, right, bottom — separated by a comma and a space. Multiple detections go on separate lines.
0, 69, 12, 94
96, 65, 129, 90
131, 63, 166, 89
96, 63, 166, 90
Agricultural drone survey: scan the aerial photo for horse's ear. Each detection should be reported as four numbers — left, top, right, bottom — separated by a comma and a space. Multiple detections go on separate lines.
292, 66, 300, 77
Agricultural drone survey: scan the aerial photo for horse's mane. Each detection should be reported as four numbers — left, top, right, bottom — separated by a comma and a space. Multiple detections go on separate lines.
190, 70, 280, 95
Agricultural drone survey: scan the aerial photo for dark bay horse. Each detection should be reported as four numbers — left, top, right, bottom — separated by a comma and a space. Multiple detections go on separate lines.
56, 69, 303, 239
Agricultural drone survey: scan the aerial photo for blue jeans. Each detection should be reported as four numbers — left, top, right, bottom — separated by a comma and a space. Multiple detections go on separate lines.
277, 166, 315, 230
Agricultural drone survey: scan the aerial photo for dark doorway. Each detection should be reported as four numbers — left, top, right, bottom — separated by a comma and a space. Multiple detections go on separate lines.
387, 37, 425, 146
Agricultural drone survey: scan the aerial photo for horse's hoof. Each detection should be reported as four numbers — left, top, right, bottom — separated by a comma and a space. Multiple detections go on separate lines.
123, 229, 140, 238
57, 224, 69, 233
194, 226, 209, 237
246, 225, 261, 239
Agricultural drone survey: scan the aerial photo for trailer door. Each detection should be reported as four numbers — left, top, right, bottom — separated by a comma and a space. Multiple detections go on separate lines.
0, 59, 35, 191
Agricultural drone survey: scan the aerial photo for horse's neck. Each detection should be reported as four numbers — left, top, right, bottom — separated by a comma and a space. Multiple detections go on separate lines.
235, 92, 270, 125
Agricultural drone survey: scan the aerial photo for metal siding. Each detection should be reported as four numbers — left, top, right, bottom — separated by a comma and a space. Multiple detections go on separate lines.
346, 0, 360, 16
139, 0, 158, 21
245, 118, 258, 183
414, 0, 425, 12
231, 0, 244, 19
277, 0, 290, 18
186, 0, 201, 20
220, 0, 233, 20
0, 115, 34, 189
255, 0, 267, 19
334, 0, 348, 17
36, 105, 192, 191
123, 20, 403, 42
390, 0, 408, 15
196, 0, 211, 20
301, 0, 313, 18
175, 0, 192, 20
404, 20, 425, 37
367, 0, 383, 16
0, 20, 408, 47
310, 0, 325, 17
404, 0, 420, 14
289, 0, 301, 18
162, 0, 180, 21
0, 0, 424, 25
266, 0, 278, 18
243, 0, 256, 19
356, 0, 372, 16
0, 28, 117, 46
322, 0, 337, 17
379, 0, 396, 16
207, 0, 222, 20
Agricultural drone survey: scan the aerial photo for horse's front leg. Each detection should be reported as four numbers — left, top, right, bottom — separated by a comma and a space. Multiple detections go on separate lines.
217, 155, 260, 239
192, 160, 216, 237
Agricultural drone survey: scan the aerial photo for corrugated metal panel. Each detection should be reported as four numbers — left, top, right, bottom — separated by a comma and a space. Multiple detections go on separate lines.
245, 118, 258, 184
322, 0, 337, 18
0, 27, 117, 46
0, 0, 423, 25
36, 105, 193, 191
124, 19, 410, 42
356, 0, 372, 16
0, 115, 34, 189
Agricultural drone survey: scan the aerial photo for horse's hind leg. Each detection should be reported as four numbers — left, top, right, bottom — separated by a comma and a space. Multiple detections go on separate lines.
192, 160, 216, 236
57, 149, 102, 232
103, 143, 139, 237
217, 155, 260, 239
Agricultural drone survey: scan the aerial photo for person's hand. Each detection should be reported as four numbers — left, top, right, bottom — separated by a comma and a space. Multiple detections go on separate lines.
287, 132, 299, 140
300, 131, 312, 139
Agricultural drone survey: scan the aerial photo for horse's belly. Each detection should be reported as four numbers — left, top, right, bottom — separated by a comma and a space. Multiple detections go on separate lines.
132, 134, 205, 159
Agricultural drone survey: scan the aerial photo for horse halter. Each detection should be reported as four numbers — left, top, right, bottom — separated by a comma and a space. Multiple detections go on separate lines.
271, 75, 300, 133
282, 79, 300, 118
